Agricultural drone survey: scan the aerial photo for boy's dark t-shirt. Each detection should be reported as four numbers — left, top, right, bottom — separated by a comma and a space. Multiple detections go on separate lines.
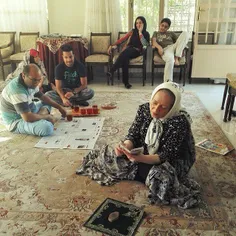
55, 60, 86, 89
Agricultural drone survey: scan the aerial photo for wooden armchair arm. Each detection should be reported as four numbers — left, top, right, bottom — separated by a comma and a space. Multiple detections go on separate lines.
110, 47, 117, 58
182, 47, 189, 59
142, 46, 148, 61
108, 47, 117, 64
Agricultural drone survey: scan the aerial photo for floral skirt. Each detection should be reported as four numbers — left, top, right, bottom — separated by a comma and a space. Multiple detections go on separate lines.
76, 145, 200, 209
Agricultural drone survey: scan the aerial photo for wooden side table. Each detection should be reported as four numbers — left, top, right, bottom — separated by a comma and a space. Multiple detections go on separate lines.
221, 73, 236, 122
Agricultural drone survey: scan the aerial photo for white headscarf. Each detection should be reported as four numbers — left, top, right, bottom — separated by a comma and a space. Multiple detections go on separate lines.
145, 82, 191, 154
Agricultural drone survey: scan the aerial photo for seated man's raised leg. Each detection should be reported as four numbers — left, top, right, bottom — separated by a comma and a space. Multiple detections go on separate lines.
74, 88, 94, 101
174, 32, 189, 65
162, 48, 175, 82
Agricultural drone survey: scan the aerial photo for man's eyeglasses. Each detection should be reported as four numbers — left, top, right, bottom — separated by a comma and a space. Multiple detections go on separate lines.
28, 76, 41, 83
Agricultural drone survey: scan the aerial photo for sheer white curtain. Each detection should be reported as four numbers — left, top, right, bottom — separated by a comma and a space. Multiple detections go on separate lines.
133, 0, 160, 35
0, 0, 48, 34
84, 0, 122, 41
165, 0, 195, 33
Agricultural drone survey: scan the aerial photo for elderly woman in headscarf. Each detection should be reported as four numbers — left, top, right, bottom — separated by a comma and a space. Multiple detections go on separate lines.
77, 82, 200, 209
6, 49, 54, 92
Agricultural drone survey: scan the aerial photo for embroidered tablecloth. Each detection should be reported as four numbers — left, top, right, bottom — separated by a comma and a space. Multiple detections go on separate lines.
37, 37, 88, 54
36, 36, 89, 83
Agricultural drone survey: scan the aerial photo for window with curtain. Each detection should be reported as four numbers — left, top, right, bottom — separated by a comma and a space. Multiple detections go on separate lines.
198, 0, 236, 45
84, 0, 122, 42
0, 0, 48, 34
120, 0, 129, 32
133, 0, 160, 34
165, 0, 195, 32
120, 0, 196, 35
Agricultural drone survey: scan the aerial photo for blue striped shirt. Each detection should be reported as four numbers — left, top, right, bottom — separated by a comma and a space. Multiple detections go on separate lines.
0, 75, 42, 131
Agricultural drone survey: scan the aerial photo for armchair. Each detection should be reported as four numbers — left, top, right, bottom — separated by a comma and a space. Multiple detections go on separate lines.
0, 32, 16, 80
85, 32, 112, 84
10, 32, 39, 69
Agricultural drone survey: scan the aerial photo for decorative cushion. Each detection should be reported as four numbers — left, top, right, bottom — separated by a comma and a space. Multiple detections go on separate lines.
85, 54, 110, 63
91, 36, 110, 54
0, 34, 14, 47
113, 54, 143, 65
153, 51, 185, 65
20, 35, 38, 51
10, 52, 24, 61
2, 56, 11, 63
129, 56, 143, 65
0, 45, 14, 59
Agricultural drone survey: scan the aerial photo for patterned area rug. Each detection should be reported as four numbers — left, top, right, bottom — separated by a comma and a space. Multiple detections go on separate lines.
0, 91, 236, 235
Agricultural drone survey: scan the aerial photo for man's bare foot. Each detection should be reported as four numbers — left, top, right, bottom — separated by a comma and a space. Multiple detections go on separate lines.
174, 57, 180, 66
46, 114, 58, 124
50, 116, 58, 124
38, 107, 50, 115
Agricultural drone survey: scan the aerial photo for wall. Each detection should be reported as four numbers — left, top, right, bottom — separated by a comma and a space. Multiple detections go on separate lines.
47, 0, 86, 35
192, 45, 236, 78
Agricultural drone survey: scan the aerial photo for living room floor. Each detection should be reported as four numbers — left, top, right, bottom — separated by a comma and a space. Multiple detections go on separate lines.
88, 74, 236, 149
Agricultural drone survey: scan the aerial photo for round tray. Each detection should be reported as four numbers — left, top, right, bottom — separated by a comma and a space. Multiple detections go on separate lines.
101, 105, 117, 110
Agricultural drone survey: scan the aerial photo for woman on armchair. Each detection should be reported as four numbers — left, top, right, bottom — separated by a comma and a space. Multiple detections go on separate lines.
107, 16, 150, 89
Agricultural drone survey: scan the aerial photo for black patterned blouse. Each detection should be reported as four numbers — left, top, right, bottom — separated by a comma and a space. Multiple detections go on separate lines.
125, 103, 196, 182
